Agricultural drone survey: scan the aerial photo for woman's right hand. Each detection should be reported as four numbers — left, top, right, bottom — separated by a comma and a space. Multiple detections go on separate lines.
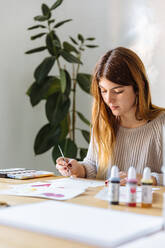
56, 157, 86, 178
119, 171, 127, 186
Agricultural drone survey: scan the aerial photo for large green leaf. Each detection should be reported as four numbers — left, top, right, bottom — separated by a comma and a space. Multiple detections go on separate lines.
46, 92, 70, 125
34, 15, 48, 22
34, 56, 56, 85
41, 4, 51, 18
77, 73, 91, 94
85, 45, 99, 48
76, 111, 90, 126
48, 19, 55, 25
25, 46, 47, 54
86, 37, 95, 41
28, 25, 46, 30
44, 77, 61, 98
59, 116, 69, 141
51, 0, 63, 10
27, 76, 60, 106
60, 69, 66, 93
59, 69, 71, 95
69, 36, 78, 45
81, 130, 90, 143
60, 50, 82, 64
63, 41, 79, 54
46, 31, 61, 56
30, 32, 46, 40
54, 19, 72, 28
63, 69, 71, 96
79, 148, 88, 160
34, 124, 61, 154
52, 138, 77, 163
78, 33, 84, 43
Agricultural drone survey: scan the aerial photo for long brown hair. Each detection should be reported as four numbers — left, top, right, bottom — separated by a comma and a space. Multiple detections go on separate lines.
91, 47, 165, 179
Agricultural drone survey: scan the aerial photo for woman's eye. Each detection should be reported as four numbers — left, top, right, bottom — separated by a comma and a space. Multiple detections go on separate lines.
101, 90, 107, 94
113, 90, 124, 94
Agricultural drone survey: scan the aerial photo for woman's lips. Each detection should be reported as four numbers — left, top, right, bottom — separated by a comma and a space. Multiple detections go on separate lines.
110, 106, 119, 110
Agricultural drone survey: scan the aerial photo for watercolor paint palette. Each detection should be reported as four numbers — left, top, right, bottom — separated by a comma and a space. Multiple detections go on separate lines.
0, 168, 54, 179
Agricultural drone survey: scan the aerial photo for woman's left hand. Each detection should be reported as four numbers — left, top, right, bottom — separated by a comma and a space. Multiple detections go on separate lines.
119, 171, 127, 186
119, 172, 142, 186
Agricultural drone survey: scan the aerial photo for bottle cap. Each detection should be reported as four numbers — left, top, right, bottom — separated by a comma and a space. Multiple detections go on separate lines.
128, 166, 136, 180
110, 165, 119, 178
142, 167, 151, 180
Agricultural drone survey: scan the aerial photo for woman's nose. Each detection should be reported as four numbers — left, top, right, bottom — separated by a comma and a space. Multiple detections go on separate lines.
106, 92, 115, 103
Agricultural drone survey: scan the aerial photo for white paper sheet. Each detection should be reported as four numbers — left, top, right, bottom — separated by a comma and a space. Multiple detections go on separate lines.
48, 177, 105, 187
95, 186, 160, 203
0, 181, 87, 200
0, 201, 162, 248
118, 231, 165, 248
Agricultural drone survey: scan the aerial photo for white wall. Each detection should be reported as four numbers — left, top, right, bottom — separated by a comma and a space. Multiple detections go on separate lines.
0, 0, 165, 172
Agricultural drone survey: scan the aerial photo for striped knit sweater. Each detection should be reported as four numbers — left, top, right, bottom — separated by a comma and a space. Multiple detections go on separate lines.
80, 112, 165, 185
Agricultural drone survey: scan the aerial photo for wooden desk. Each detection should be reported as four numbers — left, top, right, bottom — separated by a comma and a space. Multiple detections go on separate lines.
0, 176, 164, 248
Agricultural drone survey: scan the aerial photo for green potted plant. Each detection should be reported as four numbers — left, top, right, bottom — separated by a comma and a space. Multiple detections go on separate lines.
26, 0, 98, 165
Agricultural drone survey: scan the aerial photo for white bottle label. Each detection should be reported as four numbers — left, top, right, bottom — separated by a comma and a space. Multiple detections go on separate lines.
109, 182, 119, 202
126, 183, 136, 203
142, 185, 152, 204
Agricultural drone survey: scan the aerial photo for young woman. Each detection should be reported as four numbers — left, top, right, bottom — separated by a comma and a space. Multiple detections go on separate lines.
56, 47, 165, 185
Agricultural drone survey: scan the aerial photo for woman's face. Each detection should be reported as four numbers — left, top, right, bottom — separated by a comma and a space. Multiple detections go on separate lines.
99, 78, 137, 118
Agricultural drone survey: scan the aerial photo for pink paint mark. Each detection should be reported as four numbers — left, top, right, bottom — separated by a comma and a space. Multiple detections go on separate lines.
130, 188, 136, 194
31, 184, 51, 187
42, 192, 64, 198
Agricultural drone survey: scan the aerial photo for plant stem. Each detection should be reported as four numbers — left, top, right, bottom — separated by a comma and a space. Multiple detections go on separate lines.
57, 58, 61, 70
68, 113, 72, 139
72, 54, 81, 143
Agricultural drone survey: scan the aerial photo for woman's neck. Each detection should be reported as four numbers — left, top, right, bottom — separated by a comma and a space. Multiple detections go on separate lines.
120, 114, 147, 129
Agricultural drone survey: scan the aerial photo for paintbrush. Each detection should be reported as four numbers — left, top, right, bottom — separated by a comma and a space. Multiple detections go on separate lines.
58, 145, 72, 174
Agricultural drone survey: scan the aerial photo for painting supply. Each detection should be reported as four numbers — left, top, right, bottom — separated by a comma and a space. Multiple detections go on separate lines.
58, 145, 65, 158
126, 167, 137, 207
0, 168, 54, 180
58, 145, 71, 176
108, 165, 120, 205
141, 167, 153, 208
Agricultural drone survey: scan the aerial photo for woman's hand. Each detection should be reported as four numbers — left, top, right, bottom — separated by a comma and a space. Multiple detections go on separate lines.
56, 157, 86, 178
111, 171, 157, 186
119, 171, 127, 186
119, 172, 153, 186
119, 172, 142, 185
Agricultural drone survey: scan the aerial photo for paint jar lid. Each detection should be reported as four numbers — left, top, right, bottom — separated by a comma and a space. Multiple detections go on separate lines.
111, 165, 119, 178
142, 167, 151, 180
128, 166, 136, 180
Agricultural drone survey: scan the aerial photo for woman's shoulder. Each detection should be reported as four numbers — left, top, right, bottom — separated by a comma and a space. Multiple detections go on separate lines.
153, 111, 165, 122
149, 111, 165, 128
118, 111, 165, 134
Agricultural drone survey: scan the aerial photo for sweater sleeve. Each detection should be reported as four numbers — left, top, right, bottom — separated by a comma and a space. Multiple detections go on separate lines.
151, 172, 163, 186
152, 114, 165, 186
79, 138, 97, 178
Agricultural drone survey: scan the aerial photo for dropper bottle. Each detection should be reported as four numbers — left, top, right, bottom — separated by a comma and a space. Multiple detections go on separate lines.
108, 165, 120, 205
126, 167, 137, 207
141, 167, 153, 208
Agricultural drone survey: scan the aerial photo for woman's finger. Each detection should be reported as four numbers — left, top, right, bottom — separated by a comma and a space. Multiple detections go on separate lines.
56, 163, 72, 177
120, 178, 127, 186
56, 157, 70, 165
119, 171, 127, 179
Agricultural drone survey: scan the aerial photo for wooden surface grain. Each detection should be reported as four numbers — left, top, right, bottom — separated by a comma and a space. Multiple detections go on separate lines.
0, 176, 164, 248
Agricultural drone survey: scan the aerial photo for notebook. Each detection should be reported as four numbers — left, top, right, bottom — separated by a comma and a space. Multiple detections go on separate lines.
0, 200, 162, 247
